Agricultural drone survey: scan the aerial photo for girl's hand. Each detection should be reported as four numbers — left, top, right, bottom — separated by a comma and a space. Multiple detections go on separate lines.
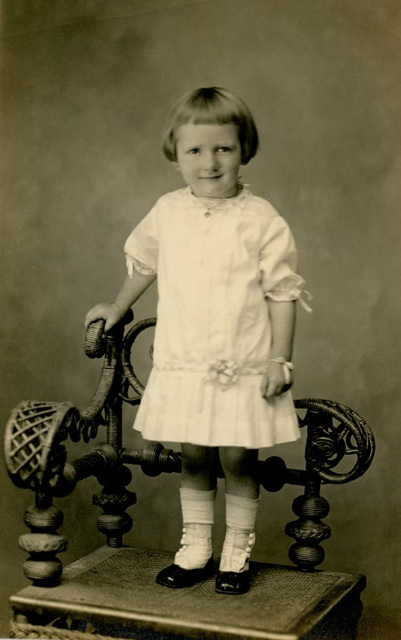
260, 360, 293, 400
84, 302, 125, 333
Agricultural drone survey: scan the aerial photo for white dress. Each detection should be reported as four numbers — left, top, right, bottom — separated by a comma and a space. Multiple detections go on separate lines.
124, 186, 305, 449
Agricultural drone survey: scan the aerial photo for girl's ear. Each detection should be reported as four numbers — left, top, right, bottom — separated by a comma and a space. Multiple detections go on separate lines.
172, 162, 181, 172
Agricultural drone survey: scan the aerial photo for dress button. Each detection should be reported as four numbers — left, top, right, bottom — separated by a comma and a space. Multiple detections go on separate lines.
204, 211, 211, 218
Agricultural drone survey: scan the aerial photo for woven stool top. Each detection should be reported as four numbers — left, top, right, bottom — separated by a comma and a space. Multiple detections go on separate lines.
11, 546, 365, 640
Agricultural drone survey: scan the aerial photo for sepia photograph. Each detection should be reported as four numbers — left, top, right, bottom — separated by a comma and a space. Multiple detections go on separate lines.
1, 1, 400, 639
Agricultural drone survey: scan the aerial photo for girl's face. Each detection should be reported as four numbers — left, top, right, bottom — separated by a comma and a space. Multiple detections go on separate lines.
175, 123, 242, 198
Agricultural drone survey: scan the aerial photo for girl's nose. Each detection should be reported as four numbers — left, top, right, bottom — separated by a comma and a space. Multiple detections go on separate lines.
203, 151, 219, 172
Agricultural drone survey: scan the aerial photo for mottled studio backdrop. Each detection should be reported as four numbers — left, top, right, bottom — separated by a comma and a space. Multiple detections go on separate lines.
1, 1, 400, 638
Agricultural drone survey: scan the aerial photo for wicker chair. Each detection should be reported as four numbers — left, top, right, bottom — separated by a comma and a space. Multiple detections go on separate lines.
4, 312, 375, 640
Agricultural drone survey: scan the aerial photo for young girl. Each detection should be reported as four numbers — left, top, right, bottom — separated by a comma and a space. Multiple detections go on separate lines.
85, 87, 307, 595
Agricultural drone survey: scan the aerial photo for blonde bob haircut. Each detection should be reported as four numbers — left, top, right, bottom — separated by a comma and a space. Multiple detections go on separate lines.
162, 87, 259, 165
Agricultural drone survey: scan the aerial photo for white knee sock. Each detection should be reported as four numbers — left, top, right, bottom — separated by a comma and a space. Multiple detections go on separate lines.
219, 493, 260, 573
174, 487, 216, 570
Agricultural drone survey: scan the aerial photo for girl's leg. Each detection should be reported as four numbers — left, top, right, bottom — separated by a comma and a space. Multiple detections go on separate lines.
156, 445, 218, 588
219, 446, 259, 498
217, 447, 260, 594
181, 443, 219, 490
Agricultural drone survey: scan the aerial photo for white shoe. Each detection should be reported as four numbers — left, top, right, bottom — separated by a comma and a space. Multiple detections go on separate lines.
174, 523, 213, 570
219, 527, 256, 573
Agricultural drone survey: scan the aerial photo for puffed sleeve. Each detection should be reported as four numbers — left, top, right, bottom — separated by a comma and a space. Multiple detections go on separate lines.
124, 205, 159, 278
260, 216, 306, 302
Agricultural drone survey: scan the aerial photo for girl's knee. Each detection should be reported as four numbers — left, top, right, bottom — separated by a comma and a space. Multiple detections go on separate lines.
219, 447, 258, 475
181, 444, 217, 475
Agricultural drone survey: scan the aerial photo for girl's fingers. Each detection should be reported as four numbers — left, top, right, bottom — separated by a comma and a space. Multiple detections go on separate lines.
261, 377, 275, 399
266, 383, 281, 398
84, 308, 102, 328
85, 304, 122, 333
260, 374, 269, 396
84, 312, 95, 327
261, 376, 292, 399
104, 319, 116, 332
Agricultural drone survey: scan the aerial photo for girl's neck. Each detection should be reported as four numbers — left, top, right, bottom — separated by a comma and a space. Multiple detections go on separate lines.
191, 181, 243, 202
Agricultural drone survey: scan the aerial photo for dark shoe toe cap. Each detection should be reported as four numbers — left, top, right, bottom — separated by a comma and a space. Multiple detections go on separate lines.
156, 559, 214, 589
215, 570, 250, 594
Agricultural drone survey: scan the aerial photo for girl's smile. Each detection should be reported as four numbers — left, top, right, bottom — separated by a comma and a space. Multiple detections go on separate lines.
175, 123, 243, 199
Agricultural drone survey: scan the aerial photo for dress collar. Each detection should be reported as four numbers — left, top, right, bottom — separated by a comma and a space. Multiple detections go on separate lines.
184, 184, 252, 209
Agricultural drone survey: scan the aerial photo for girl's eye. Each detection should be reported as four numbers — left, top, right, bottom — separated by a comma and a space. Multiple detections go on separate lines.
188, 148, 201, 155
218, 147, 232, 153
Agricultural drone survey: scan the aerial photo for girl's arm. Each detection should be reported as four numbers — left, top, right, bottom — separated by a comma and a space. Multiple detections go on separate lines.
85, 271, 156, 332
261, 299, 296, 400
